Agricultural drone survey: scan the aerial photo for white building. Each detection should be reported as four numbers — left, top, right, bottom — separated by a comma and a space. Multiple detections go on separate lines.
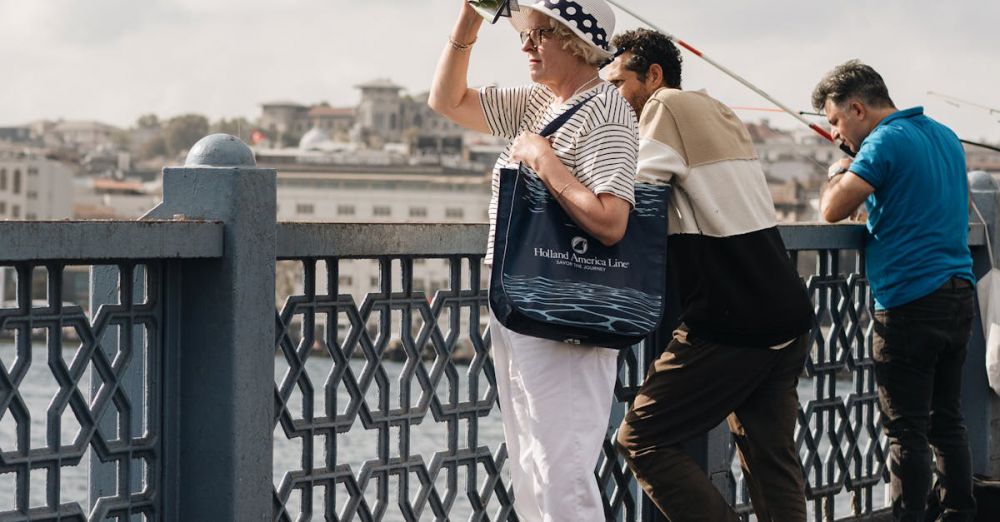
72, 177, 161, 219
273, 162, 490, 294
259, 149, 492, 356
0, 150, 74, 220
51, 120, 120, 151
354, 79, 407, 144
276, 169, 489, 224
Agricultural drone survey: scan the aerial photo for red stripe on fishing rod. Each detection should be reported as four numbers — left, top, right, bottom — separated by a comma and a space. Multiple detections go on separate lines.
809, 123, 835, 143
674, 39, 703, 57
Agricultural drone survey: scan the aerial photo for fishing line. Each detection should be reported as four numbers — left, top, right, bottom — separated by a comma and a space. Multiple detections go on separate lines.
928, 91, 1000, 118
739, 109, 1000, 153
606, 0, 855, 156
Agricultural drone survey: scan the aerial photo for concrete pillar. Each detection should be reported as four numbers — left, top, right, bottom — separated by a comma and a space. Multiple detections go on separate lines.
90, 134, 276, 520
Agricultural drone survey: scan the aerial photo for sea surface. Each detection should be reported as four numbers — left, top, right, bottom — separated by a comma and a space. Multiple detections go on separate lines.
0, 342, 883, 520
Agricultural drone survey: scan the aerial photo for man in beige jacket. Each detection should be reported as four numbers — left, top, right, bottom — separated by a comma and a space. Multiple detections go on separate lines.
606, 28, 813, 522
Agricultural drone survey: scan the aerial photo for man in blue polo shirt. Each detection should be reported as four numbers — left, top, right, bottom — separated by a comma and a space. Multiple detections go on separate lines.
812, 60, 976, 521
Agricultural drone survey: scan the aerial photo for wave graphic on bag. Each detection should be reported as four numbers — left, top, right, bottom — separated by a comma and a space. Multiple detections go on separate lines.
502, 269, 663, 334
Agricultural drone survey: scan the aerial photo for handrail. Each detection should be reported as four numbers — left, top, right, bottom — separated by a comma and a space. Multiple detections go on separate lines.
275, 221, 988, 258
0, 220, 983, 262
277, 222, 488, 258
0, 220, 224, 262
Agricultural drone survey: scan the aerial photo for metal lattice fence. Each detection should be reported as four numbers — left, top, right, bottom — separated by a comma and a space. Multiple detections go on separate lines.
269, 233, 900, 522
724, 249, 889, 521
0, 217, 989, 522
0, 263, 160, 521
270, 255, 652, 521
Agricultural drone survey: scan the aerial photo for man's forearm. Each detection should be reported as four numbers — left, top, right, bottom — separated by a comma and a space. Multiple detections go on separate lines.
820, 173, 850, 222
820, 169, 876, 223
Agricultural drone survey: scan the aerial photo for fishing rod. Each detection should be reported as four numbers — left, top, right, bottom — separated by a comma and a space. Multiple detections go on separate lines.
920, 94, 1000, 151
734, 107, 825, 118
770, 109, 1000, 154
927, 91, 1000, 120
729, 106, 784, 113
605, 2, 835, 144
605, 0, 855, 156
479, 0, 840, 146
959, 139, 1000, 154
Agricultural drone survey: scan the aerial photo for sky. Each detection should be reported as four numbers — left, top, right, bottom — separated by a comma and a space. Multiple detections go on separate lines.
1, 0, 999, 142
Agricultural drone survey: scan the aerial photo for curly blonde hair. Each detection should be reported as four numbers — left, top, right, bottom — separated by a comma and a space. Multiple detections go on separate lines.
547, 18, 607, 67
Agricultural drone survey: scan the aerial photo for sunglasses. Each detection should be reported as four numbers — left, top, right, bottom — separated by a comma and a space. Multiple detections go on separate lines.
519, 27, 556, 47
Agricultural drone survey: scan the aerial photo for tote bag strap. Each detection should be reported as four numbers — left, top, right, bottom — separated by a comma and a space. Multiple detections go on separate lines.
538, 94, 597, 138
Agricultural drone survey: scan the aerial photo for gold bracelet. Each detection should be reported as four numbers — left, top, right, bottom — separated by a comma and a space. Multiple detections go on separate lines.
554, 181, 574, 199
448, 35, 477, 51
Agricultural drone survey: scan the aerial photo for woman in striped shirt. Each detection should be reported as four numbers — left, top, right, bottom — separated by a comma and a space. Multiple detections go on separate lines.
429, 1, 638, 519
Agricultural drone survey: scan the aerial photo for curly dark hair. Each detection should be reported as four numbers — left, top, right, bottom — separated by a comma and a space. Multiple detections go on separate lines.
811, 60, 895, 112
611, 29, 682, 89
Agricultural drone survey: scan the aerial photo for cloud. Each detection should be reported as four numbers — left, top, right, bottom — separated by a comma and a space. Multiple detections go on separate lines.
0, 0, 186, 45
0, 0, 997, 141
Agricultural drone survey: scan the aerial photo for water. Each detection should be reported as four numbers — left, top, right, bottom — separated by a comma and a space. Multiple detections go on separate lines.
0, 342, 884, 520
0, 342, 506, 520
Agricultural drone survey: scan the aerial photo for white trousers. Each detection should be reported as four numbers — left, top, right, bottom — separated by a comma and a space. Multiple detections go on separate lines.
489, 310, 619, 522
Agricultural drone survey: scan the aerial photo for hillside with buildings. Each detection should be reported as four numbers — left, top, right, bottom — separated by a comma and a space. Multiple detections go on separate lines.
3, 79, 999, 357
2, 78, 998, 227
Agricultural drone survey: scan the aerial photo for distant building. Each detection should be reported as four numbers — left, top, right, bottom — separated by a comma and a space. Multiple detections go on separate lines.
768, 176, 815, 222
306, 105, 355, 136
0, 150, 74, 220
260, 101, 308, 138
0, 126, 33, 145
256, 152, 491, 356
258, 79, 468, 154
51, 120, 120, 151
742, 120, 839, 222
271, 164, 490, 226
355, 79, 408, 143
966, 142, 1000, 173
404, 91, 467, 157
72, 177, 161, 219
747, 121, 839, 178
257, 150, 490, 288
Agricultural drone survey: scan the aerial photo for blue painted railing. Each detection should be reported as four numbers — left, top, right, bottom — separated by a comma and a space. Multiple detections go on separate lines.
0, 135, 996, 521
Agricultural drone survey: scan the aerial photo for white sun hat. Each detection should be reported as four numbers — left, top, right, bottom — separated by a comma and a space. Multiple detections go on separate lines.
507, 0, 618, 60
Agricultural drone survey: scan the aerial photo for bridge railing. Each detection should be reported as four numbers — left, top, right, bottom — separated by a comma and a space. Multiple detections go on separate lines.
0, 135, 996, 521
0, 221, 222, 520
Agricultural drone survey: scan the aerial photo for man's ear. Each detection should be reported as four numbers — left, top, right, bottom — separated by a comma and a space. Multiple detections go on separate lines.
646, 63, 664, 88
850, 100, 867, 120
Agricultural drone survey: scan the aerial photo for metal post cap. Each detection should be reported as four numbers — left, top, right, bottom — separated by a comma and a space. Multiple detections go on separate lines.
184, 134, 257, 167
969, 170, 997, 192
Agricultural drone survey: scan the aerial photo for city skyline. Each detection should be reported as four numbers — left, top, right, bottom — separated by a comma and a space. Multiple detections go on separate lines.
2, 0, 999, 142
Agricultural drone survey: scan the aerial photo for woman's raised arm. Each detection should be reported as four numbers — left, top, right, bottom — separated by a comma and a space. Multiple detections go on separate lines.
428, 2, 490, 134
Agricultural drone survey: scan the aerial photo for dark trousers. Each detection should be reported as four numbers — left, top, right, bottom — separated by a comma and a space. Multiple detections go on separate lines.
617, 329, 809, 522
873, 278, 977, 521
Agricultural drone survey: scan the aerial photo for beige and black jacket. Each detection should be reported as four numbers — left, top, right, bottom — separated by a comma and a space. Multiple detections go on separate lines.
637, 88, 813, 347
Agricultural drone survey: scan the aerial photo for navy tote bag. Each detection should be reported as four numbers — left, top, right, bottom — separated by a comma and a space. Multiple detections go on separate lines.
490, 97, 671, 349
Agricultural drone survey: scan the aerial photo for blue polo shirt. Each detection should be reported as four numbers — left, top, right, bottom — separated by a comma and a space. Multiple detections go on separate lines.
849, 106, 974, 309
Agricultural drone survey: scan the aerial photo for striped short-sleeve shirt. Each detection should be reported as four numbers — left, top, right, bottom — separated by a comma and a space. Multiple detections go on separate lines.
480, 82, 639, 264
